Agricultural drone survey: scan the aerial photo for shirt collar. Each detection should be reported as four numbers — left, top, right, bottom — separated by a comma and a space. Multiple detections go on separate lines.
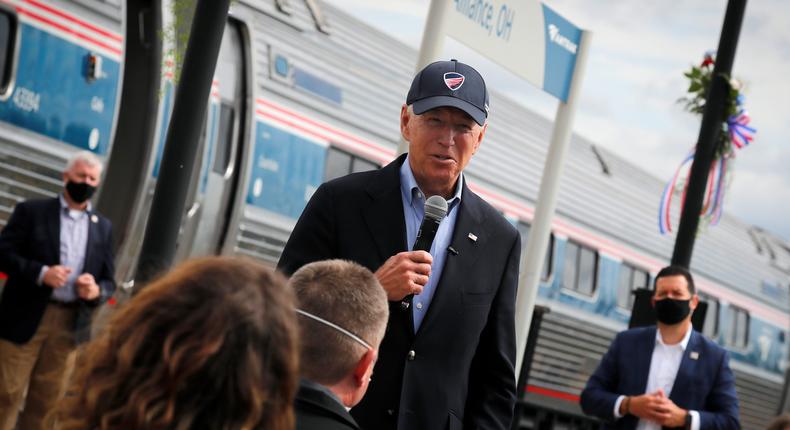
399, 154, 463, 208
300, 378, 346, 408
59, 194, 91, 214
655, 324, 693, 350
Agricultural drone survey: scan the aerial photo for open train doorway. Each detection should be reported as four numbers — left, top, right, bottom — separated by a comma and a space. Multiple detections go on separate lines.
184, 20, 247, 258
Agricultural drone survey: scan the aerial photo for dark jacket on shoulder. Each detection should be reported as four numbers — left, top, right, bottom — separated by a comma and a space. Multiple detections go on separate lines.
295, 379, 359, 430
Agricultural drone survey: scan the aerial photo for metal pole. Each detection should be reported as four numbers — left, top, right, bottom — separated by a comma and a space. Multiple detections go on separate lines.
134, 0, 231, 286
397, 0, 452, 155
514, 30, 592, 375
671, 0, 746, 268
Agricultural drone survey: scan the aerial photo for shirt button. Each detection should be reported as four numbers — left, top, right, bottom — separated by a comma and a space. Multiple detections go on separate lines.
407, 350, 416, 361
386, 409, 394, 416
416, 302, 423, 309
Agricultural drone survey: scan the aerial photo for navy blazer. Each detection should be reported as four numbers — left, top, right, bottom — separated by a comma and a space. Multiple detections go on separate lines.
278, 154, 521, 430
580, 326, 739, 429
295, 380, 359, 430
0, 197, 115, 344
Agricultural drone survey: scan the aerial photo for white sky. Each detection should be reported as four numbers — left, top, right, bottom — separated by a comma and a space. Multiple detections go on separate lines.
323, 0, 790, 242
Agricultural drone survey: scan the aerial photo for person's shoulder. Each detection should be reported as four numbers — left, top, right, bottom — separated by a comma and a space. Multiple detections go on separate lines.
322, 168, 384, 192
616, 326, 654, 343
464, 188, 517, 237
13, 197, 57, 215
692, 330, 727, 357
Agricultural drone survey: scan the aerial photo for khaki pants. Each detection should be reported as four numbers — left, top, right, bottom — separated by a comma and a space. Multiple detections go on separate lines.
0, 305, 77, 430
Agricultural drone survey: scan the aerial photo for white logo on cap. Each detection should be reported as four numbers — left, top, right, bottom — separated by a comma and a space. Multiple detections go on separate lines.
443, 72, 465, 91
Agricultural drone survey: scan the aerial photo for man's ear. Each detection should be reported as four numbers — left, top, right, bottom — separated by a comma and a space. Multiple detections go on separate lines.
353, 349, 377, 387
690, 294, 699, 311
473, 123, 487, 154
400, 104, 411, 141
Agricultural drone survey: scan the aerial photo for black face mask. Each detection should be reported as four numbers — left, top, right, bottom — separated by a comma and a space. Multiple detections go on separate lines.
654, 298, 691, 325
65, 180, 97, 204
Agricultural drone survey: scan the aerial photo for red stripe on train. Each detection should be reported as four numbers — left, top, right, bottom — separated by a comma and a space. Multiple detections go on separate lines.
525, 385, 580, 403
25, 0, 123, 41
16, 6, 122, 56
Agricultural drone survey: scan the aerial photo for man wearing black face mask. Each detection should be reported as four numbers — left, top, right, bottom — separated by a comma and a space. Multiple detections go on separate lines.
581, 266, 739, 430
0, 151, 115, 430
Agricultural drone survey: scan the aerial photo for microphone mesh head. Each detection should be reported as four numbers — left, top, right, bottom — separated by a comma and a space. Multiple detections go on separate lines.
424, 195, 448, 221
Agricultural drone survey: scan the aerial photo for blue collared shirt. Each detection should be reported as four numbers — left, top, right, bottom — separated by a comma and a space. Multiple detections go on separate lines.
399, 155, 462, 332
41, 195, 91, 302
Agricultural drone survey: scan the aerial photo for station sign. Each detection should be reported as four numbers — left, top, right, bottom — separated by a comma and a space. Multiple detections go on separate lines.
445, 0, 582, 101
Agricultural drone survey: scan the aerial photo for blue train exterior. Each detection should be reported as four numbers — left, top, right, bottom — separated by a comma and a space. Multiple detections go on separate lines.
0, 1, 787, 429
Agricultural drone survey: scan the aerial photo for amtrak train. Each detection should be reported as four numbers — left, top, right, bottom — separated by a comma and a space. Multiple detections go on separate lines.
0, 0, 787, 428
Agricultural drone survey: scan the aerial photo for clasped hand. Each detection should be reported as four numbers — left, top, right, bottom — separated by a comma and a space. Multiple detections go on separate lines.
43, 266, 99, 301
374, 251, 433, 301
628, 389, 687, 427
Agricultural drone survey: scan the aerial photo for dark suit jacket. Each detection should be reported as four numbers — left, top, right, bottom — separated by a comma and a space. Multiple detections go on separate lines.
0, 197, 116, 344
295, 380, 359, 430
278, 155, 521, 430
580, 326, 740, 429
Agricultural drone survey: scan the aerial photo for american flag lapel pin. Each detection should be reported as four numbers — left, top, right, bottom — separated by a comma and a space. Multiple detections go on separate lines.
90, 215, 98, 224
468, 232, 477, 242
690, 351, 699, 360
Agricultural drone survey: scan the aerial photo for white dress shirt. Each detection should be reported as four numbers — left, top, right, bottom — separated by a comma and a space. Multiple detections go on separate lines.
613, 326, 700, 430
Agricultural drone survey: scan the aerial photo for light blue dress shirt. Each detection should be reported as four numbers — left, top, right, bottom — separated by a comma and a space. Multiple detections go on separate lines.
41, 195, 90, 303
399, 156, 462, 332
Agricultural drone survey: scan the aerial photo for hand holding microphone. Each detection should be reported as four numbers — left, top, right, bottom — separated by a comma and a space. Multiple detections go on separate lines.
374, 196, 448, 303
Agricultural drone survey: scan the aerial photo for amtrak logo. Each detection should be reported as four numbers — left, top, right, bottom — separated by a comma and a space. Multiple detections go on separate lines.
548, 24, 578, 54
443, 72, 465, 91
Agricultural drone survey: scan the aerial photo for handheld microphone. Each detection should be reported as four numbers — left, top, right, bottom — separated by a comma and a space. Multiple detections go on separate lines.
401, 195, 448, 310
413, 195, 448, 252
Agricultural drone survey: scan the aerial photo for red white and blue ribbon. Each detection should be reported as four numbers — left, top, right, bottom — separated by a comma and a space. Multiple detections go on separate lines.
658, 98, 756, 235
658, 150, 695, 235
727, 107, 755, 149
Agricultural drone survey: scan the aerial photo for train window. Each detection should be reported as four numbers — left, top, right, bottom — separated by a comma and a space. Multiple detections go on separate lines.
0, 7, 17, 95
577, 247, 597, 295
725, 306, 749, 348
516, 222, 553, 280
617, 263, 650, 310
697, 292, 719, 338
351, 157, 377, 173
325, 147, 377, 181
212, 103, 234, 174
562, 240, 598, 296
563, 242, 578, 291
325, 148, 352, 181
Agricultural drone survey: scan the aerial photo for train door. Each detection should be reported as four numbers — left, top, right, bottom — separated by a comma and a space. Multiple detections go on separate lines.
186, 22, 246, 257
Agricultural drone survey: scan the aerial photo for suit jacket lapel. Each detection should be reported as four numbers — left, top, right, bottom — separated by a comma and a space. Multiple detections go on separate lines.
83, 211, 100, 273
416, 183, 485, 336
635, 327, 656, 393
362, 155, 407, 262
362, 156, 412, 337
669, 331, 700, 406
46, 198, 61, 264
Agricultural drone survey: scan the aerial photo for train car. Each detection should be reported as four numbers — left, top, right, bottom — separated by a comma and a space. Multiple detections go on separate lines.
0, 1, 787, 429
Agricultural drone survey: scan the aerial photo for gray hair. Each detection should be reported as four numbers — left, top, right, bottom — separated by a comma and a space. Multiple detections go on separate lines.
406, 104, 487, 126
289, 260, 388, 386
65, 151, 103, 173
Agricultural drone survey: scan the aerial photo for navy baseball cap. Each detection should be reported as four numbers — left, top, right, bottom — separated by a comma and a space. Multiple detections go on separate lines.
406, 59, 489, 126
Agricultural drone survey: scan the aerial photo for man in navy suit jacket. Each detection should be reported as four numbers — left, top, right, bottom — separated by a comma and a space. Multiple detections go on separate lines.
581, 266, 739, 429
0, 151, 115, 430
279, 60, 520, 430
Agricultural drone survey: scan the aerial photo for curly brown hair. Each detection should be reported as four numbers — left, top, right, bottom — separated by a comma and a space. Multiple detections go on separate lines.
56, 256, 299, 430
